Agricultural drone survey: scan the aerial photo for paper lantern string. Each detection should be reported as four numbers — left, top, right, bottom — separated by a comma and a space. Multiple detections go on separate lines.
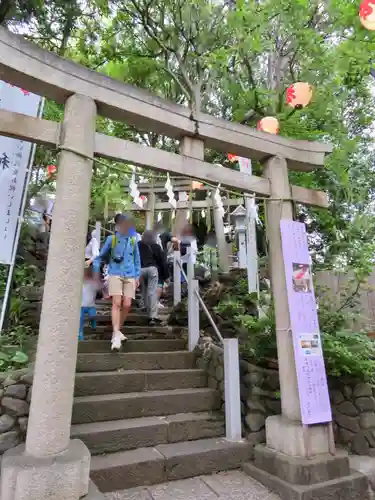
165, 173, 177, 209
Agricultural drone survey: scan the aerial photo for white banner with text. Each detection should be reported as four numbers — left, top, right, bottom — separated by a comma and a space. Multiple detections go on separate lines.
0, 82, 41, 264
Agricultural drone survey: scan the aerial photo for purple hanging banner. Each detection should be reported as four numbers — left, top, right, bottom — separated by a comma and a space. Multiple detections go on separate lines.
280, 220, 332, 425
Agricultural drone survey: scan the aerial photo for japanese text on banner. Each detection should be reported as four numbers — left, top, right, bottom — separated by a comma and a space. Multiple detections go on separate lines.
0, 82, 41, 265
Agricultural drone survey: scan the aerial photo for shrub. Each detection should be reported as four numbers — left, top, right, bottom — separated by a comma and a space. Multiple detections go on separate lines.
214, 280, 375, 382
0, 326, 30, 372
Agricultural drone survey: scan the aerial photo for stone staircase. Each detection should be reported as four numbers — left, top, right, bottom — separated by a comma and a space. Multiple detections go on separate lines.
72, 300, 252, 493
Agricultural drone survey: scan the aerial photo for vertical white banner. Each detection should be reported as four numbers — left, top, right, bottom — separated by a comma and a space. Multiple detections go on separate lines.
0, 82, 41, 264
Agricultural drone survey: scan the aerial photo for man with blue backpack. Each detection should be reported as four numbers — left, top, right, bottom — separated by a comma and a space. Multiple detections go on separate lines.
93, 214, 140, 350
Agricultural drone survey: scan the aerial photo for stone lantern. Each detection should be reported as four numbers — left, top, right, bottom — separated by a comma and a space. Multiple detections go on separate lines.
230, 204, 247, 269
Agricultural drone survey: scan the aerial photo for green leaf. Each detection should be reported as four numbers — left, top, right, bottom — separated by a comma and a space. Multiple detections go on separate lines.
10, 351, 29, 364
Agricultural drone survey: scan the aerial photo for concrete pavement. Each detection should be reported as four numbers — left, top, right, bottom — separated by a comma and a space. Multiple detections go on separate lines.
104, 470, 281, 500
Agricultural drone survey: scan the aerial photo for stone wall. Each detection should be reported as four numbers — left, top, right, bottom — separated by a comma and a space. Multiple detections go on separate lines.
196, 339, 375, 455
0, 368, 32, 454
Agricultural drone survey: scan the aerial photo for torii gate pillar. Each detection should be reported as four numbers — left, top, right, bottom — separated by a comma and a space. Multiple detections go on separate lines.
1, 94, 95, 500
262, 156, 329, 456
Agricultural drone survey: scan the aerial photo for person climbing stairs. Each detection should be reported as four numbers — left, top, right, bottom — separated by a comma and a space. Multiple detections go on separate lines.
73, 295, 251, 493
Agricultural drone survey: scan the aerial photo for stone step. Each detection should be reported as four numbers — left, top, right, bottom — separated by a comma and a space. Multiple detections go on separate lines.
83, 325, 183, 338
77, 338, 186, 353
71, 411, 225, 455
74, 368, 207, 396
90, 437, 253, 492
242, 462, 369, 500
76, 351, 195, 372
89, 313, 169, 325
72, 388, 221, 424
95, 306, 172, 313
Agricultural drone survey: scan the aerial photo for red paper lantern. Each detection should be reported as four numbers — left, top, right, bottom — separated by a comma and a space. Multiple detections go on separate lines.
227, 153, 238, 162
360, 0, 375, 30
286, 82, 312, 108
257, 117, 280, 135
47, 165, 56, 177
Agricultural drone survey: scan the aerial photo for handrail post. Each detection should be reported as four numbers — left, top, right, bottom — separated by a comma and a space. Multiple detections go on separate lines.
173, 250, 181, 305
224, 338, 242, 441
187, 248, 199, 351
188, 280, 200, 351
187, 246, 195, 280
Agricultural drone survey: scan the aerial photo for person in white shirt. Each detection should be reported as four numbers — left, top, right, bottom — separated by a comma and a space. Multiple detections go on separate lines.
85, 230, 100, 265
180, 224, 198, 266
179, 225, 198, 290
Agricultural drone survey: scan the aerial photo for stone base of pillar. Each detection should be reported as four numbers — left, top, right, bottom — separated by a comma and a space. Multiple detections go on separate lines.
266, 415, 330, 456
243, 444, 369, 500
0, 439, 92, 500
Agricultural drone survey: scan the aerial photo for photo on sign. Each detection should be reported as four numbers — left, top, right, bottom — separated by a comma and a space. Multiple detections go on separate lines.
292, 263, 312, 293
299, 334, 321, 356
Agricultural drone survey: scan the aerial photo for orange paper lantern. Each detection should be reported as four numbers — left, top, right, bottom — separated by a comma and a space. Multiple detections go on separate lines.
360, 0, 375, 30
257, 117, 279, 135
286, 82, 312, 108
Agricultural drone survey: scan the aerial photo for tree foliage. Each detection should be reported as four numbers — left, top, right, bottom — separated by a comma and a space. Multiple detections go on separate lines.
4, 0, 375, 272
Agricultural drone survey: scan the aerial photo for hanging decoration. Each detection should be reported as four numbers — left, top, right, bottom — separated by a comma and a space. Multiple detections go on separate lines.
188, 188, 193, 223
186, 210, 190, 220
213, 184, 225, 218
172, 210, 176, 220
360, 1, 375, 30
129, 169, 145, 208
157, 211, 162, 222
201, 209, 206, 218
286, 82, 313, 108
247, 197, 262, 226
165, 173, 177, 209
47, 164, 56, 178
257, 117, 280, 135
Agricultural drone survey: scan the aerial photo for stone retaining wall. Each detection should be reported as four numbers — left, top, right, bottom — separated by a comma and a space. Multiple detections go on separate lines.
0, 368, 32, 454
196, 339, 375, 455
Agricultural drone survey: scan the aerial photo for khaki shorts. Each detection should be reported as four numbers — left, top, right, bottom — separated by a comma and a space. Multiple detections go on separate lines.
108, 276, 136, 299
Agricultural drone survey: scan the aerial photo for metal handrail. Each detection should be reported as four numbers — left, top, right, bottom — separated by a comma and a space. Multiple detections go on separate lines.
176, 259, 224, 346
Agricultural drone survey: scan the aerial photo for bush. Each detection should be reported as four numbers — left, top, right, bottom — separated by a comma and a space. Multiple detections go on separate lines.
0, 326, 30, 372
323, 330, 375, 382
214, 278, 375, 382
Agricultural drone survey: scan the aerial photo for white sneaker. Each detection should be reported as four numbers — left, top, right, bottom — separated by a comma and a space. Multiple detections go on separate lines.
111, 330, 127, 351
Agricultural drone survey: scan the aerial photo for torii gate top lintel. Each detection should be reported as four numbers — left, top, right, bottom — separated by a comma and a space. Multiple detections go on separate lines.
0, 27, 331, 174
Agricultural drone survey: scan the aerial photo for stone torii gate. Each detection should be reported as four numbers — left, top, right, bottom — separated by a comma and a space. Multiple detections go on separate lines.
0, 27, 343, 500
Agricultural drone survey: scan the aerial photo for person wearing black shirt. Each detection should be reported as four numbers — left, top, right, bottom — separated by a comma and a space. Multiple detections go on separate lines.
138, 231, 169, 325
